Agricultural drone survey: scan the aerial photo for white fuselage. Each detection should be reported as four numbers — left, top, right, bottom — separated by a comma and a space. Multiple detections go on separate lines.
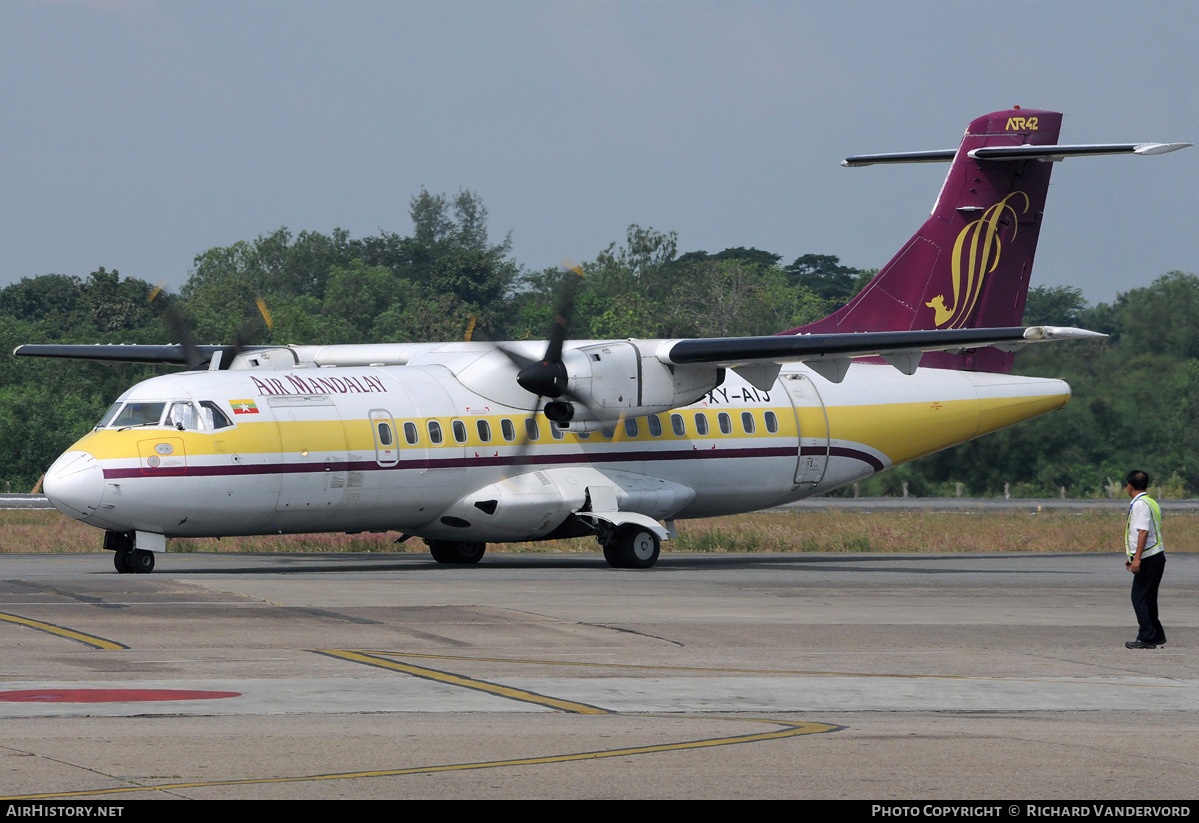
43, 354, 1070, 545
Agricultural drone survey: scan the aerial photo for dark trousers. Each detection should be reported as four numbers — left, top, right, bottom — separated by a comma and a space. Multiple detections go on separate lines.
1131, 552, 1166, 644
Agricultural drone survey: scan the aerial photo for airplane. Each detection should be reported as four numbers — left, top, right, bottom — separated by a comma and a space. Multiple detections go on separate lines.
15, 108, 1189, 574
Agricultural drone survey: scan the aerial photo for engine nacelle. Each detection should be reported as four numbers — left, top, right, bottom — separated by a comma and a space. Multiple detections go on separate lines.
557, 341, 723, 431
448, 340, 725, 431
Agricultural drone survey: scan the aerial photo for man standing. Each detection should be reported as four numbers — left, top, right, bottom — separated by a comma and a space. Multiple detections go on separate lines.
1124, 469, 1166, 649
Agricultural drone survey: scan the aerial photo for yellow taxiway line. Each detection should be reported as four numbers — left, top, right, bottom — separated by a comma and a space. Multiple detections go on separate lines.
311, 648, 611, 714
0, 611, 126, 651
2, 716, 840, 800
355, 649, 1182, 688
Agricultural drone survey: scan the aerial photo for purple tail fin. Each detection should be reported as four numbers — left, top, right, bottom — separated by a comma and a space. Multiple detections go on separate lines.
785, 108, 1063, 373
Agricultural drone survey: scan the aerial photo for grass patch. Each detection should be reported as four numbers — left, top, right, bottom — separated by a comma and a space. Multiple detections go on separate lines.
4, 507, 1197, 556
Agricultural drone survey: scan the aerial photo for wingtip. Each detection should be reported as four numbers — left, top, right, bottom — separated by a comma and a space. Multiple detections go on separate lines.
1024, 326, 1108, 341
1133, 142, 1193, 156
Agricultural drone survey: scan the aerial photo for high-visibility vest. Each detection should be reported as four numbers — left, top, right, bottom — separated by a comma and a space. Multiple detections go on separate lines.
1126, 493, 1164, 558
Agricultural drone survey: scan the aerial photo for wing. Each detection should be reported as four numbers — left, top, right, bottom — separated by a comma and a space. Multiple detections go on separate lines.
15, 326, 1103, 383
12, 344, 250, 368
658, 325, 1104, 385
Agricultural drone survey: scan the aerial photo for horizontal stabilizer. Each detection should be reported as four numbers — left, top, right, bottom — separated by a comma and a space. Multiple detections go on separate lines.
969, 142, 1192, 162
841, 149, 957, 167
844, 142, 1191, 167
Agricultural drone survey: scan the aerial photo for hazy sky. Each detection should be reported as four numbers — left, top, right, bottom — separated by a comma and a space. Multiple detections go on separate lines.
2, 0, 1195, 304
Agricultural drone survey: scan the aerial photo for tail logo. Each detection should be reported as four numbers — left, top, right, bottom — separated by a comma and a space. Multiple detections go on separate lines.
1005, 116, 1038, 131
926, 191, 1030, 328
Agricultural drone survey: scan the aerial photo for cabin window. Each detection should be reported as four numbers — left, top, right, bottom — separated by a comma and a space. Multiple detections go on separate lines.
112, 402, 166, 429
577, 430, 591, 440
428, 421, 443, 445
550, 421, 565, 440
477, 419, 491, 442
718, 412, 732, 435
694, 412, 709, 436
670, 413, 685, 437
377, 422, 394, 446
741, 411, 756, 434
501, 419, 516, 442
404, 421, 419, 445
200, 401, 233, 430
765, 411, 778, 434
648, 415, 663, 437
601, 426, 615, 439
624, 417, 638, 438
526, 418, 541, 441
452, 420, 467, 443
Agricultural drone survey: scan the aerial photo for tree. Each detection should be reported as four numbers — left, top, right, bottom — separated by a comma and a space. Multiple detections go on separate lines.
1023, 285, 1088, 326
668, 253, 797, 337
1117, 271, 1199, 359
396, 189, 521, 340
785, 254, 866, 304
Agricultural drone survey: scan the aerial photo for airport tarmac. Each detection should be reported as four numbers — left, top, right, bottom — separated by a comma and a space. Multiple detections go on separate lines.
1, 550, 1196, 800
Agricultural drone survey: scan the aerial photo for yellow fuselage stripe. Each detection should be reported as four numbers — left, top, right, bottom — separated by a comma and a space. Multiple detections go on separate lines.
74, 393, 1063, 471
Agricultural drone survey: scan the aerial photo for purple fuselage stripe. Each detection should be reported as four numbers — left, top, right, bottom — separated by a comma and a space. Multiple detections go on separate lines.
100, 443, 886, 479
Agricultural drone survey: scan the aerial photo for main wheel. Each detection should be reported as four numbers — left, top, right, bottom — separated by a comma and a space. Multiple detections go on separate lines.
113, 550, 132, 574
428, 540, 486, 564
129, 549, 156, 574
602, 541, 623, 569
614, 526, 660, 569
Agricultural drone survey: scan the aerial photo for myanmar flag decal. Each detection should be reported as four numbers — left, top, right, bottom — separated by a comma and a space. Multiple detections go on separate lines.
230, 399, 259, 415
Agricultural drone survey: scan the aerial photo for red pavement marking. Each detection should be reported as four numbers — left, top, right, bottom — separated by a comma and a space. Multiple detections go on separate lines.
0, 689, 241, 703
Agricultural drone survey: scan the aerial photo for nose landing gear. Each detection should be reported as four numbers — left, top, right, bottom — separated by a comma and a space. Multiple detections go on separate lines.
106, 531, 156, 574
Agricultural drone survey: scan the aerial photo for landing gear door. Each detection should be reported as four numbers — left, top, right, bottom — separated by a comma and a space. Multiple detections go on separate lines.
780, 372, 829, 487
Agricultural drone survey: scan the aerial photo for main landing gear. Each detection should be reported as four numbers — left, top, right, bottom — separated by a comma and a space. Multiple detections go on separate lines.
601, 525, 661, 569
427, 540, 487, 565
105, 531, 156, 574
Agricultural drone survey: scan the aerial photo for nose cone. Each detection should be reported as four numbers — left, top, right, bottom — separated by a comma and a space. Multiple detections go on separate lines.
43, 451, 104, 521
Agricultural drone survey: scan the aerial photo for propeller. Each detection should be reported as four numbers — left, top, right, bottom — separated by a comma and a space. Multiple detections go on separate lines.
235, 297, 274, 354
148, 285, 204, 369
498, 262, 591, 423
493, 263, 595, 476
148, 286, 273, 370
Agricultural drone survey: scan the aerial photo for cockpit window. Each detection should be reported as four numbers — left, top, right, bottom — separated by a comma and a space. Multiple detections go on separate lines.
200, 401, 234, 430
111, 402, 166, 429
96, 402, 123, 429
97, 399, 233, 432
167, 402, 201, 431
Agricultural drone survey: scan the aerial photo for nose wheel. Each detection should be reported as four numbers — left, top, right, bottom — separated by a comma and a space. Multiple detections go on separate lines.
107, 531, 156, 574
113, 549, 155, 574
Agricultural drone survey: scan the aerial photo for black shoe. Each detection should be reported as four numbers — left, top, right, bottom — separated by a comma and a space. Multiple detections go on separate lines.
1126, 640, 1157, 649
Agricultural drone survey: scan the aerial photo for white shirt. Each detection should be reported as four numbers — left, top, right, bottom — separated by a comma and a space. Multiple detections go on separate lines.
1127, 493, 1163, 559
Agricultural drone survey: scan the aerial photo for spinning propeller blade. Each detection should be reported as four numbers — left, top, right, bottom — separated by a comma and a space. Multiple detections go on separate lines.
148, 287, 273, 369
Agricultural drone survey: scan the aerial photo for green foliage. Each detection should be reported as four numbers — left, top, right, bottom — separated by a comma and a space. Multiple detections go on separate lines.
784, 253, 872, 313
0, 268, 171, 488
1024, 285, 1088, 327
